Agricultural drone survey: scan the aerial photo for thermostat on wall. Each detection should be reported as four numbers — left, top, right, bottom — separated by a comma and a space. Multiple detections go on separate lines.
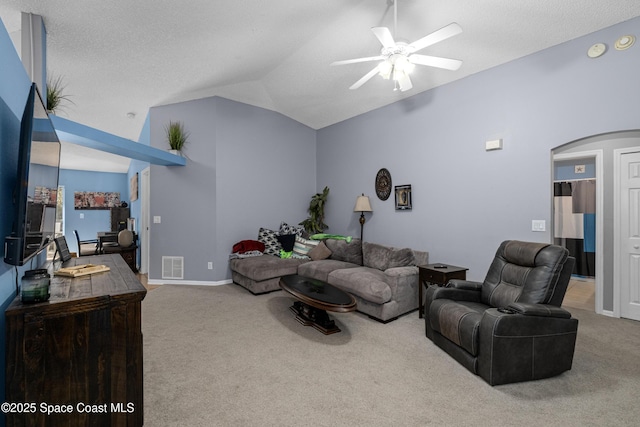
485, 139, 503, 151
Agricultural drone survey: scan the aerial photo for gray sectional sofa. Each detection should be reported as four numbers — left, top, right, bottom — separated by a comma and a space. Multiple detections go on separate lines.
229, 238, 428, 323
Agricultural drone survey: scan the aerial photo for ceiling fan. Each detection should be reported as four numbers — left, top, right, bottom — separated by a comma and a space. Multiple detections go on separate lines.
331, 0, 462, 92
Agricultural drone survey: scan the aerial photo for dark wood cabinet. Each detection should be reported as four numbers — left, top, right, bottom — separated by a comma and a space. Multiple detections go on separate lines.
119, 246, 138, 272
5, 254, 146, 426
110, 207, 130, 232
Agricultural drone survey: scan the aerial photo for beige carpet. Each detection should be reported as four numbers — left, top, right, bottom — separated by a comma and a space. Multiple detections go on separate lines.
142, 284, 640, 426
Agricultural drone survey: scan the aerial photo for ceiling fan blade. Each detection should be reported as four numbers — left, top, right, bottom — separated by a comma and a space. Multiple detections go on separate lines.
396, 73, 413, 92
409, 54, 462, 71
408, 22, 462, 53
371, 27, 396, 48
331, 55, 385, 66
349, 66, 380, 90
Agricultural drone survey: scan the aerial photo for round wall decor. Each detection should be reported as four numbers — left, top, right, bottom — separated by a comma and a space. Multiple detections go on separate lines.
375, 168, 392, 200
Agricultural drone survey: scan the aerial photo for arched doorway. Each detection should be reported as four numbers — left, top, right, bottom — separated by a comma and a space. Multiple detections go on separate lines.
552, 130, 640, 320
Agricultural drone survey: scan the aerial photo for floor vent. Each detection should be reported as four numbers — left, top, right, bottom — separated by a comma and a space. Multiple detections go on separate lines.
162, 256, 184, 280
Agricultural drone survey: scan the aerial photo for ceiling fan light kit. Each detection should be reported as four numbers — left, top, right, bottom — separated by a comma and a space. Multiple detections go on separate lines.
331, 1, 463, 92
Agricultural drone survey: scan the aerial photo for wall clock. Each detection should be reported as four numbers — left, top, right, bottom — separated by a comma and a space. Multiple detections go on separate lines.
375, 168, 392, 200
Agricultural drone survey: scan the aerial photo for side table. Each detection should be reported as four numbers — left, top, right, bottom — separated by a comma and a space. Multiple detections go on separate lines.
418, 263, 468, 318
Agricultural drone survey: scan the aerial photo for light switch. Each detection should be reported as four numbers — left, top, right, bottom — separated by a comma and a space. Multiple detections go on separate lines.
79, 213, 84, 219
153, 216, 161, 224
532, 220, 546, 232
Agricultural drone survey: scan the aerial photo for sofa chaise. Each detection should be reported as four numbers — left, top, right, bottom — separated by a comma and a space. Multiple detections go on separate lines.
229, 237, 428, 323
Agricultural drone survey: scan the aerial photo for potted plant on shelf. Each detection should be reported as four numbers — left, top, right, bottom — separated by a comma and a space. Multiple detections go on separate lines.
299, 186, 330, 234
165, 121, 189, 155
46, 75, 73, 114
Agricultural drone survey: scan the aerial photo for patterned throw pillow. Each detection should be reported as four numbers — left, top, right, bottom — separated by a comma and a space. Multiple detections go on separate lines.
292, 235, 320, 258
279, 221, 305, 237
257, 228, 281, 256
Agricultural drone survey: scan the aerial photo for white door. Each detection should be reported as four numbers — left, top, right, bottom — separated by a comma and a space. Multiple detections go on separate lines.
140, 168, 150, 274
620, 151, 640, 321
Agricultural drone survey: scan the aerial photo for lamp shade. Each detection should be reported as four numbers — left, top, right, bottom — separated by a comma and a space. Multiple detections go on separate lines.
354, 194, 372, 212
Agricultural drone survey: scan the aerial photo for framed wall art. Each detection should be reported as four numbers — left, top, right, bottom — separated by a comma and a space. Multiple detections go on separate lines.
74, 191, 121, 210
34, 186, 57, 207
130, 173, 138, 202
395, 185, 412, 211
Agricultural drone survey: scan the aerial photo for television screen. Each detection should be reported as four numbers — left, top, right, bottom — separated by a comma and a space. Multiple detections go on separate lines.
3, 83, 61, 266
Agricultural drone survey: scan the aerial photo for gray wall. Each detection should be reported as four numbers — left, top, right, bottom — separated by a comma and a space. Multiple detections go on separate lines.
316, 16, 640, 293
148, 97, 316, 282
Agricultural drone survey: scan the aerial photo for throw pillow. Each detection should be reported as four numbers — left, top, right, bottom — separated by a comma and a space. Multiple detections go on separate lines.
325, 238, 362, 265
362, 242, 415, 270
279, 221, 305, 237
362, 242, 391, 270
276, 234, 296, 252
309, 241, 332, 260
257, 228, 281, 256
386, 247, 415, 268
292, 235, 320, 258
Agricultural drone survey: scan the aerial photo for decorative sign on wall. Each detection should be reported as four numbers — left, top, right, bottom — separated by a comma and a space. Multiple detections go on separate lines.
395, 185, 412, 211
375, 168, 392, 201
74, 192, 121, 210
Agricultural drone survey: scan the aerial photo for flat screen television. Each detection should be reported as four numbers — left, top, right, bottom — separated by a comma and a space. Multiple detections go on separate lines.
3, 83, 61, 266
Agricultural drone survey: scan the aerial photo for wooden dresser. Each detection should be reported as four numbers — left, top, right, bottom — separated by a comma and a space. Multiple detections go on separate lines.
5, 254, 147, 427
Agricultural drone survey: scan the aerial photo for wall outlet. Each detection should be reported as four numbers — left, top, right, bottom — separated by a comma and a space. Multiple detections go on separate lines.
207, 262, 213, 270
79, 213, 84, 219
153, 216, 161, 224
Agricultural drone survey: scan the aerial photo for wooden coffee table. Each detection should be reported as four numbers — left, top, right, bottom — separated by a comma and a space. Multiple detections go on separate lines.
279, 274, 356, 335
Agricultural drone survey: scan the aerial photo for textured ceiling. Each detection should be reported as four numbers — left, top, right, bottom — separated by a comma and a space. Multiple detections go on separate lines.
1, 0, 640, 172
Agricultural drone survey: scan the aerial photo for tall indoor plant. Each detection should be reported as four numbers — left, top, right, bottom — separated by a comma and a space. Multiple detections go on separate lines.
300, 186, 329, 234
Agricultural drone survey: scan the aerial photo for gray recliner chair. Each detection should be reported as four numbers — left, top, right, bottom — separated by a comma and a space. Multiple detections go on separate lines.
424, 240, 578, 385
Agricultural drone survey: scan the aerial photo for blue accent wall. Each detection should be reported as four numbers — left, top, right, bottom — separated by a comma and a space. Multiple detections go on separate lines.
58, 169, 129, 253
0, 17, 41, 427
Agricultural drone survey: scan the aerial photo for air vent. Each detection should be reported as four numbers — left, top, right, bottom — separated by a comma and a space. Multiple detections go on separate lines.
162, 256, 184, 280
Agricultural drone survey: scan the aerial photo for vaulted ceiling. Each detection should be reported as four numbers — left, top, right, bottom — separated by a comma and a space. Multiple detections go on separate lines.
1, 0, 639, 172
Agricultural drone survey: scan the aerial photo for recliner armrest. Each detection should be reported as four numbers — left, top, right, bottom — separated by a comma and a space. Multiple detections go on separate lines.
446, 279, 483, 291
426, 286, 482, 303
506, 302, 572, 319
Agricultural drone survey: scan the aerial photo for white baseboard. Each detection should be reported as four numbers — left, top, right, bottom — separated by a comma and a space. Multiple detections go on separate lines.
147, 279, 233, 286
601, 309, 615, 317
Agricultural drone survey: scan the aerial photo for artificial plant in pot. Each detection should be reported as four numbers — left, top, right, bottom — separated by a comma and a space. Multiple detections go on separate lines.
46, 75, 73, 114
165, 121, 189, 154
299, 186, 329, 234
